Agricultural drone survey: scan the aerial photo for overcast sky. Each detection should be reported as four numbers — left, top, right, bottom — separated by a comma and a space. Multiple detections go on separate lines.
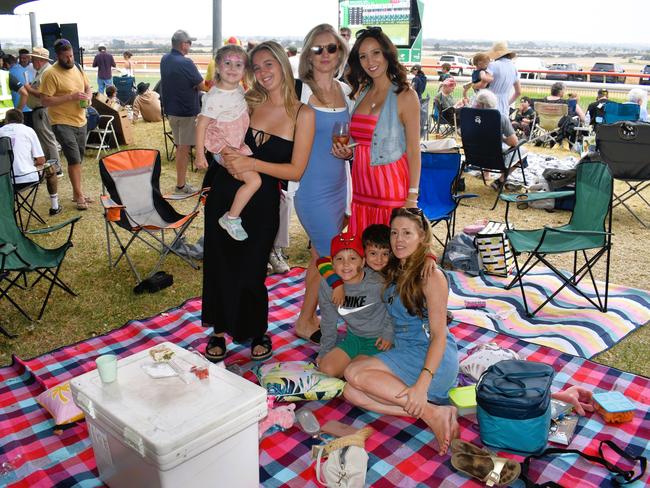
1, 0, 649, 46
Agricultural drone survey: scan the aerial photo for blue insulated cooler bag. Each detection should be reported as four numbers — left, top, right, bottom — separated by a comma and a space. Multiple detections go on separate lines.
476, 360, 554, 454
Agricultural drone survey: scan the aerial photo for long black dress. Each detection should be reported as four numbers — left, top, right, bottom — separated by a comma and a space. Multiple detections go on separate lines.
201, 128, 293, 342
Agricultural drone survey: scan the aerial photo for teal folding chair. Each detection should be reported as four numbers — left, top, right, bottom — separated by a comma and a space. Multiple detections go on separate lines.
0, 137, 80, 336
499, 158, 613, 317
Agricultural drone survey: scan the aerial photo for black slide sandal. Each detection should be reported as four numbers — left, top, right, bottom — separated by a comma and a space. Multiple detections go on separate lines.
251, 334, 273, 361
205, 335, 227, 363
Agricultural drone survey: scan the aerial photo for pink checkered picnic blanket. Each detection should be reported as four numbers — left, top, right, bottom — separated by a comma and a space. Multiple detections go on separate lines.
1, 268, 648, 487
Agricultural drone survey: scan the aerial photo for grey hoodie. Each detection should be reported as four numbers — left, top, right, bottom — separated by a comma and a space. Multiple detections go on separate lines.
318, 268, 394, 358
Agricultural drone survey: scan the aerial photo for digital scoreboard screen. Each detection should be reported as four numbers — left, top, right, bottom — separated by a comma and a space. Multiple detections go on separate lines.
339, 0, 412, 47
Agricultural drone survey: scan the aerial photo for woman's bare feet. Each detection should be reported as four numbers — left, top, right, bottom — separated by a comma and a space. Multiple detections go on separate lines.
295, 315, 321, 343
421, 404, 457, 455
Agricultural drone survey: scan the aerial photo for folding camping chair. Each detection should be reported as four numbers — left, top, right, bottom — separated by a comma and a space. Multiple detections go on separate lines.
99, 149, 206, 284
0, 137, 80, 336
161, 106, 176, 162
596, 121, 650, 227
419, 146, 477, 254
430, 98, 457, 138
420, 96, 431, 140
112, 76, 137, 105
602, 101, 640, 124
529, 101, 568, 147
86, 114, 119, 160
12, 167, 47, 231
459, 107, 528, 209
499, 158, 613, 317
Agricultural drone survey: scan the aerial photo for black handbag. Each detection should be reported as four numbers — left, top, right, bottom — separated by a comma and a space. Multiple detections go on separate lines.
133, 271, 173, 294
520, 439, 647, 487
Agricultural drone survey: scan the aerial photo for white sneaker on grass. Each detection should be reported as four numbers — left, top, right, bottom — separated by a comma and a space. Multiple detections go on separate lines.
218, 213, 248, 241
174, 183, 197, 195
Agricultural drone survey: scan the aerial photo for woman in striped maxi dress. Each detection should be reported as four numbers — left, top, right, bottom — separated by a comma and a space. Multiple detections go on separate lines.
332, 27, 421, 234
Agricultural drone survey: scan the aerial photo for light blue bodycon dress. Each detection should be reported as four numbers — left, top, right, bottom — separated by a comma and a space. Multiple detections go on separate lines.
377, 284, 459, 404
295, 106, 349, 257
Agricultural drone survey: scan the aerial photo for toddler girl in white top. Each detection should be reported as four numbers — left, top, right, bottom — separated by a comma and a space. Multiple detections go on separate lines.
195, 44, 259, 241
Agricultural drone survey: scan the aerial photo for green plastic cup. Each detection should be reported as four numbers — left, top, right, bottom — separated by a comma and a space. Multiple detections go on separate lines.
95, 354, 118, 383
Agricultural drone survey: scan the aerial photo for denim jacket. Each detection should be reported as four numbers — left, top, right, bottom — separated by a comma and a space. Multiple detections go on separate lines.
353, 84, 406, 166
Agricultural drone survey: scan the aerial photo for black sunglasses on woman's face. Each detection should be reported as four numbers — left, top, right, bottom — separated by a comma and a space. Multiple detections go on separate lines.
355, 26, 383, 39
310, 43, 338, 55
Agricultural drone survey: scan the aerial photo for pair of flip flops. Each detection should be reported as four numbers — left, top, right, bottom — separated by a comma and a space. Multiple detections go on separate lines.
450, 439, 521, 487
204, 334, 273, 363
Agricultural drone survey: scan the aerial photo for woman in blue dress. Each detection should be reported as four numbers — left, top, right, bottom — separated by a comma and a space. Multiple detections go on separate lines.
343, 208, 460, 456
293, 24, 351, 342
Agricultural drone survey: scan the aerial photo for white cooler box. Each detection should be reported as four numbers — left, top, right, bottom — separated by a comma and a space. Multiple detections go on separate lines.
70, 342, 267, 488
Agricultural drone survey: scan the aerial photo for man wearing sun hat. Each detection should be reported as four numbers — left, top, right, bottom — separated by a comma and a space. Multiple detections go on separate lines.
434, 77, 458, 124
486, 41, 521, 118
24, 47, 60, 167
132, 81, 162, 122
92, 43, 116, 95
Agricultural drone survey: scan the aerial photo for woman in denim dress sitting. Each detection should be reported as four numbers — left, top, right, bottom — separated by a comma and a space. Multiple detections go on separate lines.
343, 208, 459, 455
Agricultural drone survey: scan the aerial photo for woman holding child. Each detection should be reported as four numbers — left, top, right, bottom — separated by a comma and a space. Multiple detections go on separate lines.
343, 208, 459, 455
199, 41, 314, 362
332, 27, 421, 235
293, 24, 352, 343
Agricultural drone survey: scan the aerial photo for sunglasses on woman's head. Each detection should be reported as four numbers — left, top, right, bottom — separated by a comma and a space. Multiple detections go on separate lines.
391, 207, 428, 230
310, 43, 338, 55
355, 26, 383, 39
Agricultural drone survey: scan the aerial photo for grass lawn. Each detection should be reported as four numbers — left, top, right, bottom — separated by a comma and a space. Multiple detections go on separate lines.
1, 109, 649, 377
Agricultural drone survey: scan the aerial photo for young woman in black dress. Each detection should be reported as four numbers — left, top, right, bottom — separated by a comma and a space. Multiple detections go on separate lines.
198, 41, 315, 362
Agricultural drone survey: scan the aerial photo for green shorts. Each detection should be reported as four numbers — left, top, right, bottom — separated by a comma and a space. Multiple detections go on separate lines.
337, 331, 381, 359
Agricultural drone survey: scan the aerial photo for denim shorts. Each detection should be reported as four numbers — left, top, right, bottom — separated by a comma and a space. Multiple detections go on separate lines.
377, 324, 459, 404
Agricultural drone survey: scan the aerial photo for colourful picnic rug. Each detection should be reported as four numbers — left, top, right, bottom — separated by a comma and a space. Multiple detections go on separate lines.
1, 268, 649, 487
447, 268, 650, 358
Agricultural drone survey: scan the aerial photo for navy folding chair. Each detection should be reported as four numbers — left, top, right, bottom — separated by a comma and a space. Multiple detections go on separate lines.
112, 76, 136, 105
459, 108, 527, 209
603, 102, 640, 124
419, 150, 477, 254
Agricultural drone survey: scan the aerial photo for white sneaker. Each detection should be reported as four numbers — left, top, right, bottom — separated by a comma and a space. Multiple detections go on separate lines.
269, 247, 289, 273
174, 183, 197, 195
218, 213, 248, 241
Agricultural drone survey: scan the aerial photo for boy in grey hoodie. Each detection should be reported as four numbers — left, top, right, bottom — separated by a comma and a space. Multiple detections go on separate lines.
317, 232, 394, 378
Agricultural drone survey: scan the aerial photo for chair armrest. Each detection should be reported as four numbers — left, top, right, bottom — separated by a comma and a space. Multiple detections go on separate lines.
0, 243, 17, 256
541, 226, 612, 237
500, 190, 575, 203
502, 139, 528, 157
453, 193, 479, 202
163, 187, 210, 202
100, 195, 125, 209
163, 190, 201, 201
26, 216, 82, 235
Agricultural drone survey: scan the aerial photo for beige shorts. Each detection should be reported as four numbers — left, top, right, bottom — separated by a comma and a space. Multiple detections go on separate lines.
168, 115, 196, 146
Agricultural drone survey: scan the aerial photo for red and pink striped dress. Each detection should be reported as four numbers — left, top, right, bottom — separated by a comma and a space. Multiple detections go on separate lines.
348, 113, 409, 235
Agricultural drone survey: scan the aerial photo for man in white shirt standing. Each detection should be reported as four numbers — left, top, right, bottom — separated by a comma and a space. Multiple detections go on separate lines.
0, 109, 61, 215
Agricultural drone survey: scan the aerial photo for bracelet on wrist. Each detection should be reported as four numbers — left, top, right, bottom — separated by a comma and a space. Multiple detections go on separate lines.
408, 187, 419, 195
421, 367, 434, 378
